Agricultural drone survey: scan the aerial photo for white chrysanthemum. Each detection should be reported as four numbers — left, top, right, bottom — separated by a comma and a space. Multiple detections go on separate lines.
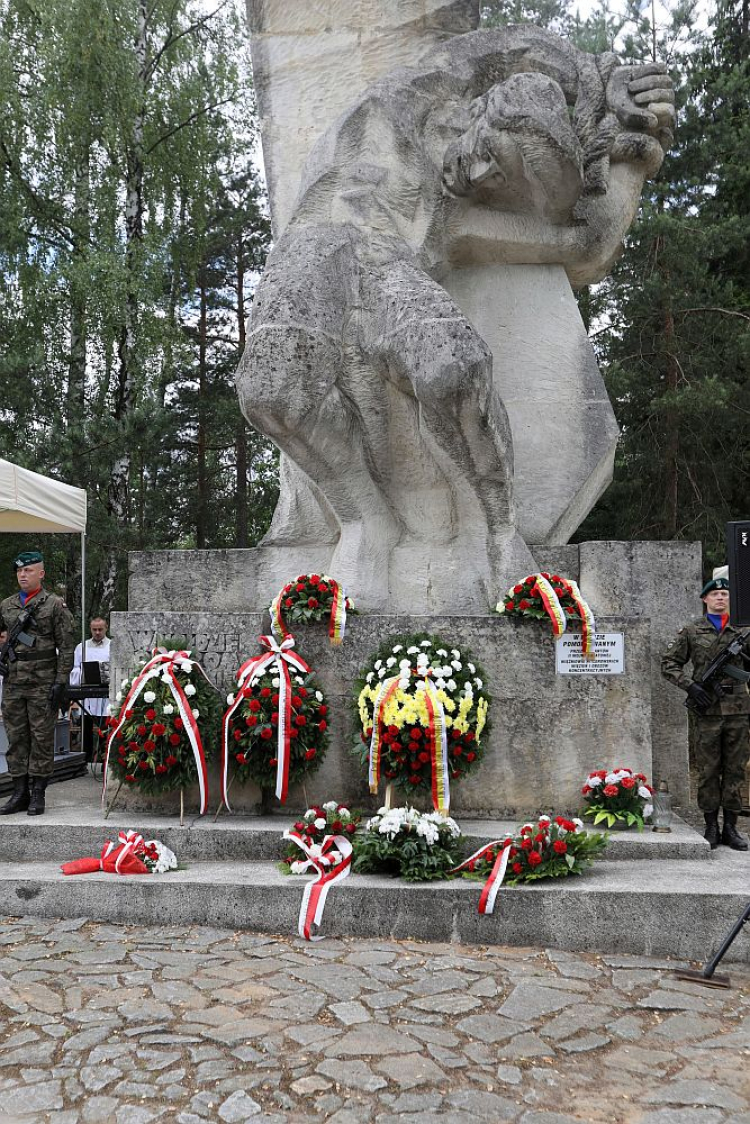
637, 785, 651, 800
451, 660, 462, 671
192, 708, 200, 718
226, 694, 235, 706
366, 672, 374, 684
587, 775, 603, 787
386, 657, 397, 668
314, 817, 327, 829
447, 679, 457, 692
392, 645, 403, 653
416, 819, 439, 845
420, 640, 432, 647
398, 678, 409, 690
163, 704, 174, 716
474, 678, 483, 689
407, 646, 419, 655
183, 683, 197, 697
143, 690, 155, 703
374, 660, 382, 670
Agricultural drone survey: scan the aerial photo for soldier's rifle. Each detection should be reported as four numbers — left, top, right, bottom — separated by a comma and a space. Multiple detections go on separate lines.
685, 628, 750, 716
0, 603, 37, 680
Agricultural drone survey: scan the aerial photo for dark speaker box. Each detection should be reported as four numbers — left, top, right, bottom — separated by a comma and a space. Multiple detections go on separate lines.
726, 521, 750, 626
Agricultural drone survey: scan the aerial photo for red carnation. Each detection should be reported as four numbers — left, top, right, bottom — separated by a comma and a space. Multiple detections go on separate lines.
534, 832, 546, 843
513, 584, 524, 594
582, 785, 591, 795
169, 733, 181, 746
290, 729, 298, 738
346, 823, 357, 835
272, 693, 279, 705
246, 715, 258, 727
260, 727, 273, 740
318, 705, 327, 716
269, 757, 277, 766
295, 715, 306, 727
165, 755, 178, 767
521, 838, 533, 851
156, 764, 167, 775
518, 599, 530, 610
451, 729, 461, 740
233, 729, 243, 741
466, 752, 476, 762
145, 708, 156, 721
235, 753, 245, 764
248, 699, 261, 713
512, 861, 523, 874
138, 760, 149, 771
143, 740, 156, 753
310, 574, 321, 583
296, 583, 305, 592
410, 728, 422, 740
409, 775, 421, 785
451, 747, 463, 758
124, 709, 133, 720
260, 687, 271, 698
137, 725, 147, 737
528, 851, 542, 866
174, 717, 184, 731
620, 776, 636, 789
318, 583, 328, 593
504, 601, 514, 611
271, 713, 279, 725
152, 723, 166, 737
308, 597, 319, 609
331, 820, 343, 833
418, 751, 430, 764
305, 748, 316, 760
294, 821, 305, 831
128, 740, 139, 751
553, 840, 568, 854
318, 720, 327, 732
292, 696, 302, 708
603, 784, 619, 797
284, 598, 293, 608
125, 774, 136, 783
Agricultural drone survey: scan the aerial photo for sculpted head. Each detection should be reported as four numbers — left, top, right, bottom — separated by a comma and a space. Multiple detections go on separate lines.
442, 72, 585, 224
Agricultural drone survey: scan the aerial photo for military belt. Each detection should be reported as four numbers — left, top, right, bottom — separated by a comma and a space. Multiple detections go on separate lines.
14, 650, 57, 663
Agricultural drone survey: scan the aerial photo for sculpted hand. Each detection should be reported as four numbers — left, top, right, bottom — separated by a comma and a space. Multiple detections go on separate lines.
607, 63, 676, 150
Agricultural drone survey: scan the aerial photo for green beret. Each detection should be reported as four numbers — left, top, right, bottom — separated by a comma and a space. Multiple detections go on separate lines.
701, 576, 729, 597
14, 551, 44, 570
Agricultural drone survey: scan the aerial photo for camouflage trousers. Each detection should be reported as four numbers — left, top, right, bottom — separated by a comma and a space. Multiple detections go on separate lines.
1, 686, 56, 778
694, 714, 750, 813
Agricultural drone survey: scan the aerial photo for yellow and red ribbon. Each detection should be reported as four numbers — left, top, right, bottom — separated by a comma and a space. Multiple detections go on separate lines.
368, 676, 450, 815
283, 829, 353, 941
270, 575, 349, 647
532, 574, 567, 638
104, 650, 211, 814
450, 839, 513, 914
221, 635, 310, 811
559, 578, 596, 659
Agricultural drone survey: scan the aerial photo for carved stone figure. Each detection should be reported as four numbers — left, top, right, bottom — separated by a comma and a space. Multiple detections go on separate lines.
236, 23, 674, 610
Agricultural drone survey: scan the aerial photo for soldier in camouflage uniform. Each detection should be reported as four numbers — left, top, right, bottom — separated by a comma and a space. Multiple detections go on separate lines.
661, 576, 749, 850
0, 551, 75, 816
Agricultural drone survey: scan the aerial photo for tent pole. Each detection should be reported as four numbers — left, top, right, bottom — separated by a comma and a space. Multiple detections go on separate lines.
81, 533, 86, 659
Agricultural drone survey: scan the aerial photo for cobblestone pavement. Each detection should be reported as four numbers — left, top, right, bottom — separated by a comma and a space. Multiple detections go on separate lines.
0, 917, 748, 1124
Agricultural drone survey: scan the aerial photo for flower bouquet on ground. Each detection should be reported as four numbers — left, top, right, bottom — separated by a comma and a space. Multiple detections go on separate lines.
280, 802, 361, 873
581, 768, 654, 830
496, 572, 596, 657
220, 636, 330, 811
103, 643, 222, 819
270, 573, 354, 646
354, 634, 490, 813
458, 815, 607, 887
352, 806, 463, 881
61, 829, 178, 876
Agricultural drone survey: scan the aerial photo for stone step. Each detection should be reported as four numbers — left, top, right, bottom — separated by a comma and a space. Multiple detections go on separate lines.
0, 804, 709, 863
1, 854, 747, 964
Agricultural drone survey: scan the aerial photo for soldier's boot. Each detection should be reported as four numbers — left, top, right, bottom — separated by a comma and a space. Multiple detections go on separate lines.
26, 777, 47, 817
703, 811, 721, 849
721, 810, 748, 851
0, 775, 30, 815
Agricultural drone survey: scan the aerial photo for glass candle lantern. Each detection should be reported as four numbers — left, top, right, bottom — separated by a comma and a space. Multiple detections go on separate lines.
651, 780, 672, 833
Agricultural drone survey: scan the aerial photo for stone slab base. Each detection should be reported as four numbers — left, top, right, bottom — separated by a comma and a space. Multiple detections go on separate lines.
2, 856, 746, 963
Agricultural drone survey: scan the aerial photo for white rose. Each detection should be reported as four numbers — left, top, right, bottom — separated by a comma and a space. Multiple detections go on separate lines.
143, 690, 155, 704
183, 683, 197, 697
162, 704, 174, 716
314, 817, 327, 829
226, 694, 235, 706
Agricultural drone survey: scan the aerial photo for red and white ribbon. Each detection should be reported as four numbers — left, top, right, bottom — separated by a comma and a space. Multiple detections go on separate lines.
451, 839, 513, 915
221, 636, 310, 811
283, 829, 353, 941
104, 650, 212, 814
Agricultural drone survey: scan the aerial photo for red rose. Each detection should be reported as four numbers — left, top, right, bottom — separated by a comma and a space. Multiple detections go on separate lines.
410, 728, 422, 740
125, 774, 136, 783
271, 713, 279, 725
269, 757, 277, 766
272, 693, 279, 705
318, 705, 327, 716
310, 574, 321, 583
246, 715, 258, 727
581, 785, 591, 795
466, 752, 476, 762
518, 599, 530, 610
318, 583, 328, 594
152, 723, 166, 737
260, 728, 273, 740
464, 731, 475, 742
305, 749, 316, 760
260, 687, 271, 698
156, 764, 167, 775
513, 584, 524, 594
418, 751, 430, 764
284, 598, 293, 608
451, 729, 461, 740
290, 729, 298, 738
169, 733, 181, 746
165, 755, 178, 767
331, 820, 343, 832
138, 760, 149, 771
346, 822, 357, 834
521, 838, 533, 851
296, 583, 305, 592
603, 784, 619, 797
621, 776, 636, 789
143, 740, 156, 753
145, 708, 156, 721
233, 729, 243, 741
294, 821, 305, 831
528, 851, 542, 866
534, 832, 546, 843
292, 696, 302, 708
410, 761, 421, 771
235, 752, 246, 763
124, 709, 133, 720
553, 841, 567, 854
283, 584, 292, 593
115, 731, 124, 740
308, 597, 319, 609
248, 699, 261, 713
512, 861, 523, 874
137, 725, 147, 736
295, 715, 306, 727
318, 720, 327, 732
128, 740, 139, 751
451, 747, 462, 758
504, 601, 514, 611
174, 717, 184, 730
409, 775, 421, 785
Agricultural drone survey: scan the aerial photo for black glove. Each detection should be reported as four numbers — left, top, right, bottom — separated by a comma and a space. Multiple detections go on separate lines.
686, 681, 714, 710
48, 682, 68, 712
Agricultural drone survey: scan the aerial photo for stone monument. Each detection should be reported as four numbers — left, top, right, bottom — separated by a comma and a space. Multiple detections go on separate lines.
238, 1, 675, 613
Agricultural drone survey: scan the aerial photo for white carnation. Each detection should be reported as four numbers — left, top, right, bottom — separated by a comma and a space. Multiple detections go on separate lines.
468, 663, 476, 674
183, 683, 197, 697
447, 679, 457, 692
323, 801, 337, 812
398, 678, 409, 690
366, 672, 374, 684
162, 704, 174, 716
272, 677, 280, 688
192, 708, 199, 718
304, 810, 316, 821
451, 649, 461, 659
644, 803, 653, 819
451, 660, 462, 671
314, 817, 327, 829
143, 690, 155, 703
374, 660, 382, 670
638, 785, 651, 800
386, 657, 396, 668
179, 660, 193, 674
338, 807, 350, 817
226, 694, 235, 706
420, 640, 432, 647
120, 678, 129, 689
315, 691, 323, 703
572, 818, 584, 832
587, 775, 603, 787
474, 678, 483, 689
378, 668, 386, 679
436, 649, 447, 658
392, 645, 403, 653
290, 861, 307, 874
407, 646, 419, 655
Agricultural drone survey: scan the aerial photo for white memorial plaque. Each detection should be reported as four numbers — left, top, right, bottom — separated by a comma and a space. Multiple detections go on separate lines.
555, 633, 624, 675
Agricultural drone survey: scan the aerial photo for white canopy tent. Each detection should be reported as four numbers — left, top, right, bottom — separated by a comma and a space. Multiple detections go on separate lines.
0, 459, 89, 650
